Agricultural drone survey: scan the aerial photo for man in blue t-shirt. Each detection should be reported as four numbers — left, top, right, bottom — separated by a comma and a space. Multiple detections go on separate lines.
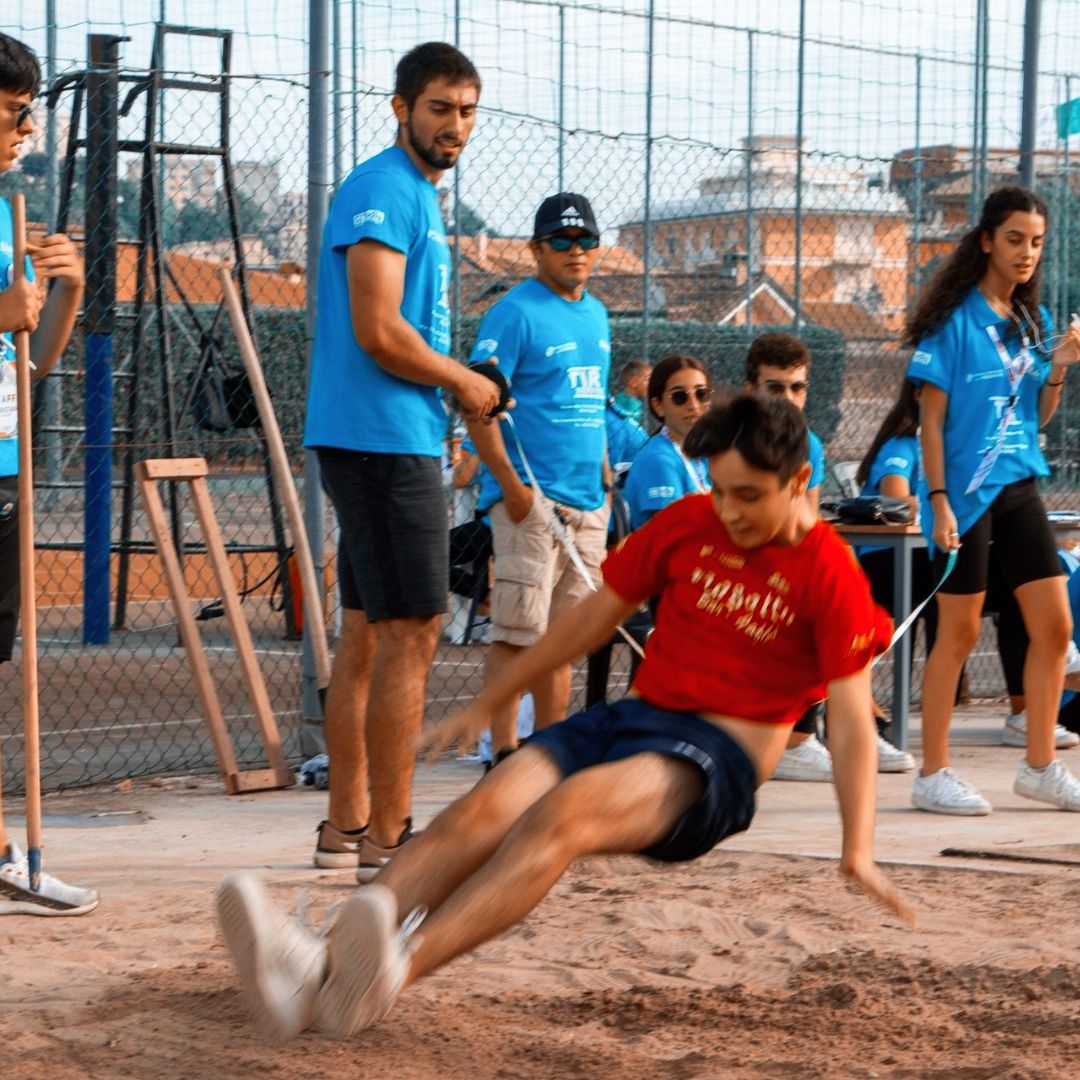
0, 31, 98, 915
466, 193, 612, 762
302, 43, 500, 878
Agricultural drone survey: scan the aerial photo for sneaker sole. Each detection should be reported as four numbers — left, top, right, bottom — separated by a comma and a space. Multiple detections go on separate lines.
216, 874, 314, 1043
877, 759, 915, 774
1014, 786, 1080, 811
313, 850, 361, 870
1001, 731, 1080, 750
0, 896, 99, 917
317, 886, 397, 1039
355, 862, 388, 884
771, 769, 833, 782
911, 796, 992, 816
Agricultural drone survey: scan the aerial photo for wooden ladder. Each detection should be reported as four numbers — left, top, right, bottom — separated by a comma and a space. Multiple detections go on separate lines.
136, 457, 294, 794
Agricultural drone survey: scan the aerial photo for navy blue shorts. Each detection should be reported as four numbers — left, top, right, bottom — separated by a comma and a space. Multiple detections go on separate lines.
527, 698, 758, 863
316, 447, 448, 621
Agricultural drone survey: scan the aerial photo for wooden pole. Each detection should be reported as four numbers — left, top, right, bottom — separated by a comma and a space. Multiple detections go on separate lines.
12, 194, 42, 889
216, 268, 331, 689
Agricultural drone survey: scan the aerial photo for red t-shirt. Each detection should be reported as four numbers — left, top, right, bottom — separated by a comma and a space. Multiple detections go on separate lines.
602, 494, 892, 726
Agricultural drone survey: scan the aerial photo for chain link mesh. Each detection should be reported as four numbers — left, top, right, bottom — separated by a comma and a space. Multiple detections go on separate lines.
3, 1, 1080, 794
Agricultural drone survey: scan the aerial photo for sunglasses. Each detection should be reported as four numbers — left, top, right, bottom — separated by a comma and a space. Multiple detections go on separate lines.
541, 234, 600, 252
763, 380, 809, 395
11, 103, 33, 129
666, 386, 711, 405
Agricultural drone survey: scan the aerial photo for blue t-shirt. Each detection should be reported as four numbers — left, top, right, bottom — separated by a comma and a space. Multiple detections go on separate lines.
858, 433, 920, 556
471, 278, 611, 512
807, 429, 824, 490
907, 288, 1052, 542
606, 399, 648, 471
623, 432, 708, 530
304, 147, 454, 458
0, 197, 35, 479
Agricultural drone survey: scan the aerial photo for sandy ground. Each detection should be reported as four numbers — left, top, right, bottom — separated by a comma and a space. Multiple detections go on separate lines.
4, 706, 1080, 1079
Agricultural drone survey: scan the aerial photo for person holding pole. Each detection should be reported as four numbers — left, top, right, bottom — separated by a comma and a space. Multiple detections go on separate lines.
303, 43, 500, 876
0, 32, 97, 914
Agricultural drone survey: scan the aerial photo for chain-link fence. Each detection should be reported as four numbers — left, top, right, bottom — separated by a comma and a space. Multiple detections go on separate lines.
3, 1, 1080, 794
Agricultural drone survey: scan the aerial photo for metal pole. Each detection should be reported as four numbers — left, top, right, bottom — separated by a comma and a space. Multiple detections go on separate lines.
302, 0, 330, 742
558, 4, 566, 190
969, 0, 984, 222
1061, 75, 1071, 455
793, 0, 805, 330
332, 0, 342, 184
979, 5, 989, 202
642, 0, 655, 364
83, 34, 122, 646
452, 2, 462, 356
913, 53, 923, 302
744, 30, 754, 331
42, 0, 61, 486
351, 0, 359, 161
1019, 0, 1042, 189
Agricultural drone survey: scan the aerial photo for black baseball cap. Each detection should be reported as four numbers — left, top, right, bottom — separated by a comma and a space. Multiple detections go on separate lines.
533, 192, 600, 240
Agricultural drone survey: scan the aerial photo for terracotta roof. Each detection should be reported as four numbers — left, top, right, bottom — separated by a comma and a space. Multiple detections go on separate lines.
802, 300, 888, 338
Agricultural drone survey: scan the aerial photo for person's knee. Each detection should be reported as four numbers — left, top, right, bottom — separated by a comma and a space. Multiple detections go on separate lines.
1027, 610, 1073, 653
933, 611, 982, 658
375, 614, 441, 652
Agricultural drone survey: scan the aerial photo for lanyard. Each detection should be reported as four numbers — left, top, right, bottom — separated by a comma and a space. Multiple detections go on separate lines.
871, 550, 958, 668
964, 325, 1034, 495
661, 426, 708, 493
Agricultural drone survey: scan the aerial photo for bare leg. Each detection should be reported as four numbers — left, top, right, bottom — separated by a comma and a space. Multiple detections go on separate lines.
366, 614, 441, 846
326, 609, 375, 832
529, 662, 572, 731
378, 746, 563, 917
484, 641, 523, 755
920, 592, 984, 775
1015, 577, 1072, 769
402, 752, 702, 986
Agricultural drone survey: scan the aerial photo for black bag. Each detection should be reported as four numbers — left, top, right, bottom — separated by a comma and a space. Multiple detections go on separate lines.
823, 495, 913, 526
189, 333, 263, 432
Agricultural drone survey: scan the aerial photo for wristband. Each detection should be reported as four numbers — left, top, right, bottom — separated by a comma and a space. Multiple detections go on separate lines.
928, 488, 948, 499
1047, 378, 1066, 387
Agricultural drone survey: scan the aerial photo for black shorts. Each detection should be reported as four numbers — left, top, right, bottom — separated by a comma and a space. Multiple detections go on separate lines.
0, 476, 18, 662
935, 477, 1062, 596
527, 698, 758, 863
316, 448, 448, 621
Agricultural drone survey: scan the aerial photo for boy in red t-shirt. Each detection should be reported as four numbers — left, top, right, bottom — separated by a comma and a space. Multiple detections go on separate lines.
216, 394, 913, 1042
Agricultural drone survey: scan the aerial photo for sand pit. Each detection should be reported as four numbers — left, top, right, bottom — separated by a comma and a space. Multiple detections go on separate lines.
3, 763, 1080, 1079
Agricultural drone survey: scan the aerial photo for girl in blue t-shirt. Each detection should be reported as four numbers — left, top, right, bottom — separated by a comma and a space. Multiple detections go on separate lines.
905, 186, 1080, 817
623, 353, 711, 530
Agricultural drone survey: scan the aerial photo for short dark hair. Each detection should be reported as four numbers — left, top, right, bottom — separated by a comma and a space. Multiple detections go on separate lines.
394, 42, 480, 110
646, 353, 710, 421
0, 32, 41, 98
620, 358, 649, 385
744, 333, 811, 386
684, 393, 808, 485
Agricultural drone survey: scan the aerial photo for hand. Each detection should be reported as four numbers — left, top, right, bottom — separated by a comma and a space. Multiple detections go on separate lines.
0, 277, 43, 334
930, 499, 960, 552
452, 358, 504, 421
502, 482, 535, 525
27, 233, 85, 291
840, 855, 917, 926
418, 701, 494, 764
1052, 317, 1080, 367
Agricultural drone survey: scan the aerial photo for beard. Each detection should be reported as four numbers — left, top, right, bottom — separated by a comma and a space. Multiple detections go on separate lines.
406, 117, 460, 170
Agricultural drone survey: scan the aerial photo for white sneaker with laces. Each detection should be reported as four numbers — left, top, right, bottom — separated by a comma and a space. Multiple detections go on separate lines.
876, 734, 915, 773
1000, 711, 1080, 750
317, 883, 425, 1038
911, 767, 992, 816
0, 843, 99, 917
1014, 759, 1080, 811
215, 873, 327, 1042
771, 733, 833, 782
1065, 641, 1080, 675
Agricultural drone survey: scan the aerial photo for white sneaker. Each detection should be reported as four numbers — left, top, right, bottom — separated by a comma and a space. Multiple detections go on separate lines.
317, 884, 425, 1038
1014, 759, 1080, 811
1001, 712, 1080, 750
911, 767, 992, 816
771, 734, 833, 782
215, 873, 327, 1042
0, 844, 99, 917
876, 734, 915, 773
1065, 641, 1080, 676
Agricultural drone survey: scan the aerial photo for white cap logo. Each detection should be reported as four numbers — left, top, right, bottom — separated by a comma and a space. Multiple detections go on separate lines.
561, 208, 585, 227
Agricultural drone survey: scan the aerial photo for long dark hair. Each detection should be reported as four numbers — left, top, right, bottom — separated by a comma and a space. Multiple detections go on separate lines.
904, 186, 1049, 348
646, 353, 709, 422
856, 378, 920, 488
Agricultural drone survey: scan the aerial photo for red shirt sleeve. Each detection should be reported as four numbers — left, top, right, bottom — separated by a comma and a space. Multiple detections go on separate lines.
601, 506, 677, 604
810, 534, 893, 683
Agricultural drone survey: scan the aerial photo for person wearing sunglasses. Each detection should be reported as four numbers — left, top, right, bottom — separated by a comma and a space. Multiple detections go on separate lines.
623, 354, 711, 530
0, 32, 96, 916
906, 186, 1080, 815
465, 193, 612, 767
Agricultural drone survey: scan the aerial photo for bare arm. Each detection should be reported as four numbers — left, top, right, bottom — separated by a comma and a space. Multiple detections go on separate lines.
1040, 319, 1080, 426
918, 384, 958, 552
878, 473, 918, 515
464, 413, 534, 523
827, 665, 915, 923
27, 234, 84, 379
421, 585, 638, 758
346, 241, 499, 418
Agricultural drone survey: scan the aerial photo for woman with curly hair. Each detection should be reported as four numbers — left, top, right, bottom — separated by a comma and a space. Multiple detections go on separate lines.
906, 185, 1080, 815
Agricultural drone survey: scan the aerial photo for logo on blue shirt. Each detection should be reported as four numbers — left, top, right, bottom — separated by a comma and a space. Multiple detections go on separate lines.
352, 209, 386, 227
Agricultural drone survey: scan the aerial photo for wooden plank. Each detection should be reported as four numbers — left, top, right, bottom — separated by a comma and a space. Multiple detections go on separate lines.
137, 457, 208, 480
225, 767, 296, 793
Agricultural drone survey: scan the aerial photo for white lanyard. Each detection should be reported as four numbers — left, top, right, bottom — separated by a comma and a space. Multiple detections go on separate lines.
964, 325, 1034, 495
661, 426, 708, 493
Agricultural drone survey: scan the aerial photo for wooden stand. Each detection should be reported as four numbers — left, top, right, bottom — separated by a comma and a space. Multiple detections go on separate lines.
136, 457, 293, 793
